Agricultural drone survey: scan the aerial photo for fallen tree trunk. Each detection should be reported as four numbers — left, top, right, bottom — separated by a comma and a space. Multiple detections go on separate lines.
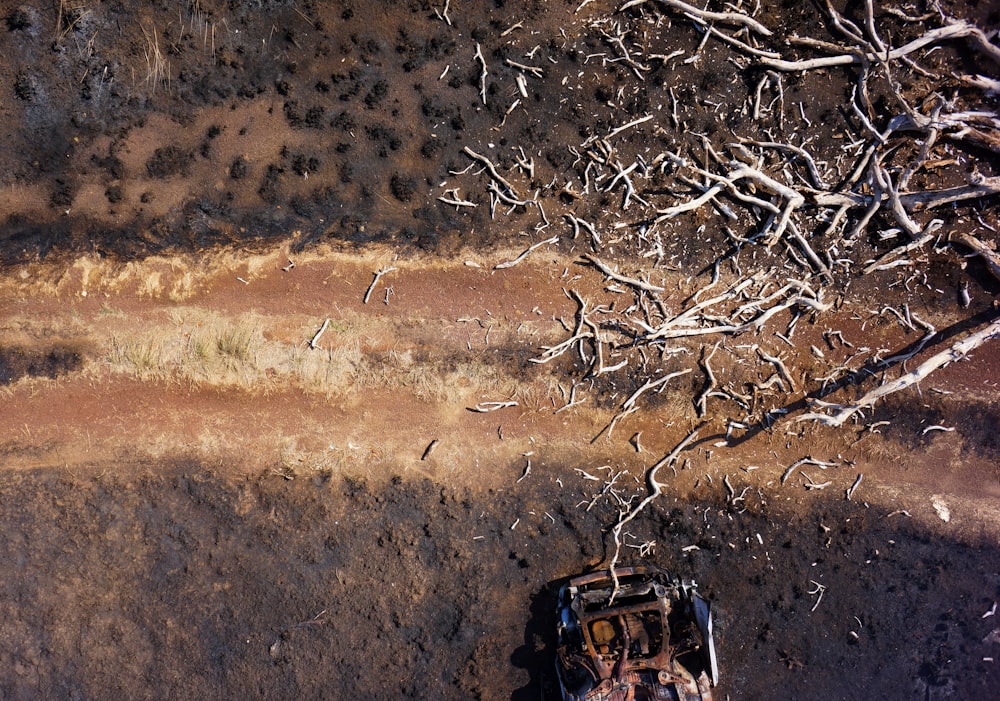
799, 316, 1000, 427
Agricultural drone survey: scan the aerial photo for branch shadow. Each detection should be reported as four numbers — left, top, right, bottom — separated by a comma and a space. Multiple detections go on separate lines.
721, 308, 1000, 448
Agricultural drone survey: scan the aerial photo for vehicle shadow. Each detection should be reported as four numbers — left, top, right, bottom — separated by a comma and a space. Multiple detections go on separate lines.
510, 574, 575, 701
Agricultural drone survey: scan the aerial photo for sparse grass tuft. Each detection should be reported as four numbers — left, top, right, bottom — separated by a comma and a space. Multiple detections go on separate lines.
109, 336, 165, 380
140, 24, 170, 95
98, 303, 125, 318
215, 320, 256, 362
100, 308, 535, 403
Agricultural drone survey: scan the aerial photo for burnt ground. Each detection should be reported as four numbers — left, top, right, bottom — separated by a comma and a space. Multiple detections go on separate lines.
2, 0, 1000, 699
1, 463, 998, 701
2, 0, 994, 267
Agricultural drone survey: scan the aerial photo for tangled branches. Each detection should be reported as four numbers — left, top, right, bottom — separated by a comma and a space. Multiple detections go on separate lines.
438, 0, 1000, 434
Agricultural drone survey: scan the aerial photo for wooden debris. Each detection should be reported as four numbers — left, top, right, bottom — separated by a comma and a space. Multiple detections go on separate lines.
495, 236, 560, 270
309, 319, 331, 349
421, 439, 440, 461
469, 401, 519, 413
606, 427, 702, 601
364, 267, 397, 305
846, 473, 863, 501
800, 316, 1000, 427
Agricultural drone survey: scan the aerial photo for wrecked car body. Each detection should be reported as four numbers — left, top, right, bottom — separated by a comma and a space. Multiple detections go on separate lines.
555, 565, 717, 701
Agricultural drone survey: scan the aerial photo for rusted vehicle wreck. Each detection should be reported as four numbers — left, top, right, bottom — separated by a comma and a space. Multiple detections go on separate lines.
555, 566, 717, 701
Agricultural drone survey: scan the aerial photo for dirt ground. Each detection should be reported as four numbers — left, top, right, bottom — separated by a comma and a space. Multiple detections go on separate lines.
1, 1, 999, 699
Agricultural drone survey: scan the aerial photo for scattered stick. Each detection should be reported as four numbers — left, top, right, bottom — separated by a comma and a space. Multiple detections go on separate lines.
756, 346, 797, 392
695, 343, 719, 418
846, 473, 863, 501
606, 114, 654, 140
596, 369, 692, 440
438, 189, 478, 209
780, 463, 798, 485
309, 319, 331, 349
516, 459, 532, 483
581, 254, 665, 293
495, 236, 560, 269
421, 439, 440, 461
505, 58, 544, 78
630, 432, 642, 452
469, 401, 519, 413
807, 580, 827, 612
473, 42, 488, 105
364, 267, 397, 304
463, 147, 522, 200
434, 0, 451, 25
802, 472, 832, 490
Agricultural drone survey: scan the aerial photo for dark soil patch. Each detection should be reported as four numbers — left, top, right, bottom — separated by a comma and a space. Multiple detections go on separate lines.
0, 462, 997, 699
0, 345, 83, 384
146, 146, 194, 179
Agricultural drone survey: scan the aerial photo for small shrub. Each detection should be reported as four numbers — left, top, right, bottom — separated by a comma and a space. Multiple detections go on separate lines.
146, 146, 192, 178
390, 174, 416, 203
229, 156, 249, 180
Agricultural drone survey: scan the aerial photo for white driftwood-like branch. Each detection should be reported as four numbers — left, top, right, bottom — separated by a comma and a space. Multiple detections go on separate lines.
473, 42, 488, 105
606, 426, 701, 602
582, 254, 665, 293
494, 236, 560, 270
597, 369, 692, 440
799, 316, 1000, 427
901, 177, 1000, 209
620, 0, 773, 37
760, 20, 1000, 72
469, 401, 519, 413
364, 267, 397, 304
309, 319, 331, 349
463, 147, 522, 200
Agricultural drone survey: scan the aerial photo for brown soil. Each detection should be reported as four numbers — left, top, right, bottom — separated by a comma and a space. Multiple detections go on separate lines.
1, 1, 999, 700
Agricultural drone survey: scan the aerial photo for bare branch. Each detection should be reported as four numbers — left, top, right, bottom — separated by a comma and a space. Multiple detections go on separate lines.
473, 43, 488, 105
620, 0, 773, 37
364, 267, 397, 305
463, 147, 522, 200
582, 254, 665, 294
800, 316, 1000, 427
606, 426, 702, 599
495, 236, 560, 270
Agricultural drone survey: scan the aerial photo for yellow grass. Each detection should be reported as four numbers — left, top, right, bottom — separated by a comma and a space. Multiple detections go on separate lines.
97, 308, 542, 408
0, 242, 572, 408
